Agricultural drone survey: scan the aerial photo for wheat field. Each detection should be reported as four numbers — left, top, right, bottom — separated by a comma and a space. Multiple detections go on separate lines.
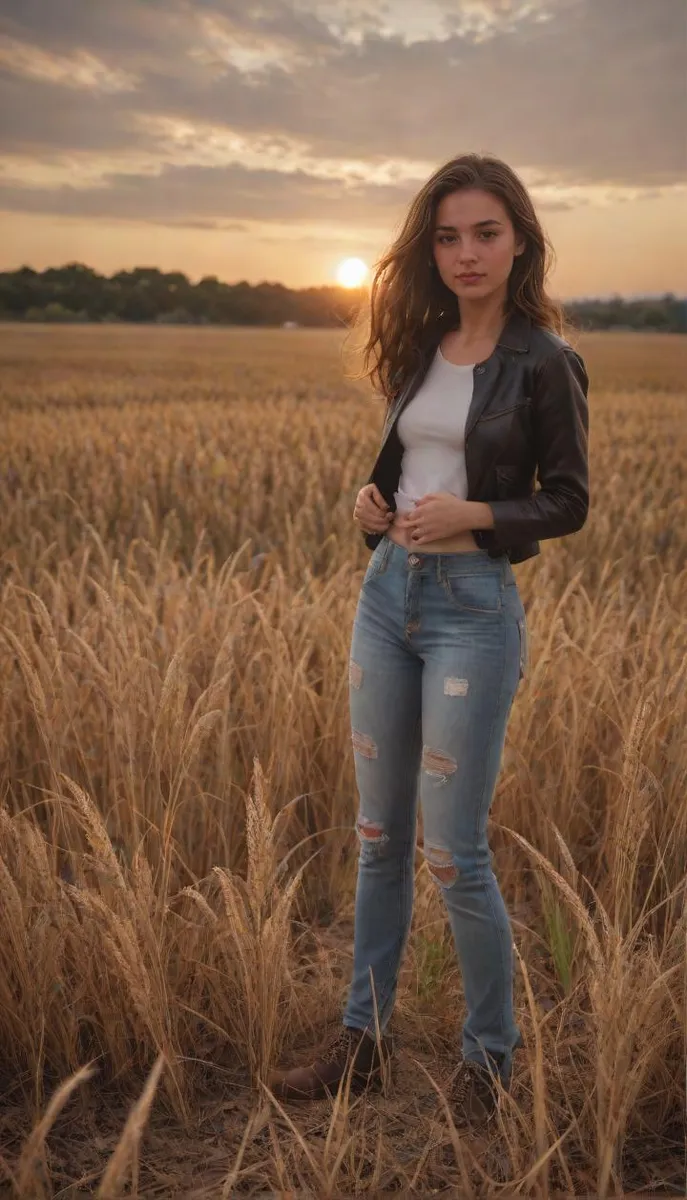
0, 323, 685, 1198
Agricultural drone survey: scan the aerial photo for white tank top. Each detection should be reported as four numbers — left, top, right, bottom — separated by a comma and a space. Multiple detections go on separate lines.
393, 346, 474, 515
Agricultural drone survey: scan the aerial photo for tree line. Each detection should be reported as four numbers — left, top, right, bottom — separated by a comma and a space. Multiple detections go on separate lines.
0, 263, 684, 332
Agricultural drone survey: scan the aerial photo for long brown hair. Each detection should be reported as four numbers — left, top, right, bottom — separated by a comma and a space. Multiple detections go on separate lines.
344, 153, 569, 406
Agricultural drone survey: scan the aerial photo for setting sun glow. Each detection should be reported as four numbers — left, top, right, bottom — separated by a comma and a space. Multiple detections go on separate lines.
336, 257, 368, 288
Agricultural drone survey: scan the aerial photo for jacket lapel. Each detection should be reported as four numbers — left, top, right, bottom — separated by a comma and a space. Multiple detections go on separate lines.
463, 307, 530, 438
463, 354, 503, 441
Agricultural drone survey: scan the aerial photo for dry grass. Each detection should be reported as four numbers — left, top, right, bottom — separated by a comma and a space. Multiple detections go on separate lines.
0, 323, 685, 1198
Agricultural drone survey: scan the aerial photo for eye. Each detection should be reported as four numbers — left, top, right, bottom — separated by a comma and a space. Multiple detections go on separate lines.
479, 231, 497, 239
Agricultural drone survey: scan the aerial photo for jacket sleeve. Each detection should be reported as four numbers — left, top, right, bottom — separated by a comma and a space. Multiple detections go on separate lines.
479, 347, 589, 547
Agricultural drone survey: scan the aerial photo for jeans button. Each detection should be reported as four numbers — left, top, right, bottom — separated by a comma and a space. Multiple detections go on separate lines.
408, 553, 420, 566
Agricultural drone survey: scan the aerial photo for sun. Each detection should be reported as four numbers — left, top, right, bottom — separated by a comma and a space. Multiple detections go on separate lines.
336, 257, 368, 288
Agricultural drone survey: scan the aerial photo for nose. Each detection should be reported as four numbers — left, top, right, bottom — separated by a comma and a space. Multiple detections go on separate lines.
458, 239, 479, 264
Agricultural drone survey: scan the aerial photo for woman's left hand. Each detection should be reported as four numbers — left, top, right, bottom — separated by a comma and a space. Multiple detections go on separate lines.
398, 492, 474, 544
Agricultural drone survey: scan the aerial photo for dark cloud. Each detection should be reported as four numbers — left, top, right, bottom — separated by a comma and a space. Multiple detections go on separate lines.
0, 73, 152, 156
0, 0, 684, 231
0, 162, 419, 225
0, 0, 187, 62
0, 159, 582, 227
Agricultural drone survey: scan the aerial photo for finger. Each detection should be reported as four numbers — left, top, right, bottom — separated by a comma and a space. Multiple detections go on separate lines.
357, 507, 391, 528
362, 501, 392, 523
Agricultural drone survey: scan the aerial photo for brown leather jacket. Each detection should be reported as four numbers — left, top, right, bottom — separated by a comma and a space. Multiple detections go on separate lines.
363, 308, 590, 565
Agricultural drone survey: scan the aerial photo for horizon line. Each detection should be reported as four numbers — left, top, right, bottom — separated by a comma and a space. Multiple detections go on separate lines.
1, 261, 685, 307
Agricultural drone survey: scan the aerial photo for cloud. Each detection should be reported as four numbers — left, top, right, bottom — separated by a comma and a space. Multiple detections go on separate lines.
0, 0, 684, 234
0, 73, 154, 156
0, 36, 136, 92
0, 157, 597, 231
0, 161, 420, 226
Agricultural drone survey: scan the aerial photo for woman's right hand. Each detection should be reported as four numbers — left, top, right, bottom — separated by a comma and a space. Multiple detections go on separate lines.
353, 484, 394, 534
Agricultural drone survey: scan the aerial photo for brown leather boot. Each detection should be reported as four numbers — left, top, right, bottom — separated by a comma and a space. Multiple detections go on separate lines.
268, 1025, 393, 1101
449, 1053, 510, 1127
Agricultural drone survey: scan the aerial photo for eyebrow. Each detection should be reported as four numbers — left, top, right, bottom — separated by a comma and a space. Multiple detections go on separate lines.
435, 219, 503, 231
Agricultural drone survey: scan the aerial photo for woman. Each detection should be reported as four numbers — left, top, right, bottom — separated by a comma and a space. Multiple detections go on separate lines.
270, 154, 589, 1127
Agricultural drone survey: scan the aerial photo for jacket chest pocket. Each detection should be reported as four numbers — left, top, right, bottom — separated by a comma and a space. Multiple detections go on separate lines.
478, 398, 531, 424
476, 399, 532, 460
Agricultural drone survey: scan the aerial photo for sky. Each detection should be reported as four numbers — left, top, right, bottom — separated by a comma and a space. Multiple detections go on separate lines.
0, 0, 685, 299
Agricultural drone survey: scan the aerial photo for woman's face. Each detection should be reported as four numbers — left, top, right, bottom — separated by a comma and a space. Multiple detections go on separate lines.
431, 188, 525, 303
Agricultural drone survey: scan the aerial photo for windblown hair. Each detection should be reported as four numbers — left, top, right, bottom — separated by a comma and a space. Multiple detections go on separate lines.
344, 153, 568, 407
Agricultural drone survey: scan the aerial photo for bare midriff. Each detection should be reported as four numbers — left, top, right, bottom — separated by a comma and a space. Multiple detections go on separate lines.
385, 514, 480, 554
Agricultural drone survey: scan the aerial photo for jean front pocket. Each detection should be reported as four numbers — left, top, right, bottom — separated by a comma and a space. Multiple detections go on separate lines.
440, 569, 503, 615
362, 539, 390, 588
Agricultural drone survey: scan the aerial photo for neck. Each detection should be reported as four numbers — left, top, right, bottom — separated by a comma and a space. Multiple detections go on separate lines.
455, 289, 508, 343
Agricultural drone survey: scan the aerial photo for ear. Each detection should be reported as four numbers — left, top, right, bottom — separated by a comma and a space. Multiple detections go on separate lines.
514, 237, 526, 257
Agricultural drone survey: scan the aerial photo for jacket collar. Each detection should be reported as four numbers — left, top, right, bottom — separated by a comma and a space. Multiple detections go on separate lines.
496, 307, 531, 352
391, 306, 532, 416
428, 305, 532, 358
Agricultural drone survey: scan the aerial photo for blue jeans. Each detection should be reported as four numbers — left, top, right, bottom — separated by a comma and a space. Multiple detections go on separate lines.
343, 536, 528, 1084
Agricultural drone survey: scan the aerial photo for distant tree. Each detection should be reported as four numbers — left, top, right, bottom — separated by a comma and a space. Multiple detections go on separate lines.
0, 265, 684, 331
156, 307, 194, 324
25, 302, 76, 322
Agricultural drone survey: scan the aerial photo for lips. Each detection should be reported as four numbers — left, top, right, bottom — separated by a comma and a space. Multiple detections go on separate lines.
458, 273, 484, 282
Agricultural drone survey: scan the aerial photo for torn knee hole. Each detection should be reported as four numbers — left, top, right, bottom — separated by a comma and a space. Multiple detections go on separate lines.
357, 816, 385, 841
357, 816, 388, 849
429, 862, 458, 885
422, 745, 457, 781
426, 846, 458, 886
444, 676, 468, 697
352, 729, 377, 758
349, 660, 363, 690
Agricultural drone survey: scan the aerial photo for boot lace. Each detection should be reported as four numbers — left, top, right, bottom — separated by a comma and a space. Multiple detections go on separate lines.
320, 1027, 354, 1066
451, 1059, 497, 1108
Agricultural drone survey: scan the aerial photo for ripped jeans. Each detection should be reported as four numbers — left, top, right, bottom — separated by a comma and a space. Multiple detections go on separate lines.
343, 535, 528, 1084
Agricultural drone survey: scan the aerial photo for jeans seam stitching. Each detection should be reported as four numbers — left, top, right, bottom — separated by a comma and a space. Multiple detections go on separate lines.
470, 608, 511, 1064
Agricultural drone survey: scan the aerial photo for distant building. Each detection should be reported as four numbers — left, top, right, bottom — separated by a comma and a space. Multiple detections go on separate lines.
282, 320, 299, 329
